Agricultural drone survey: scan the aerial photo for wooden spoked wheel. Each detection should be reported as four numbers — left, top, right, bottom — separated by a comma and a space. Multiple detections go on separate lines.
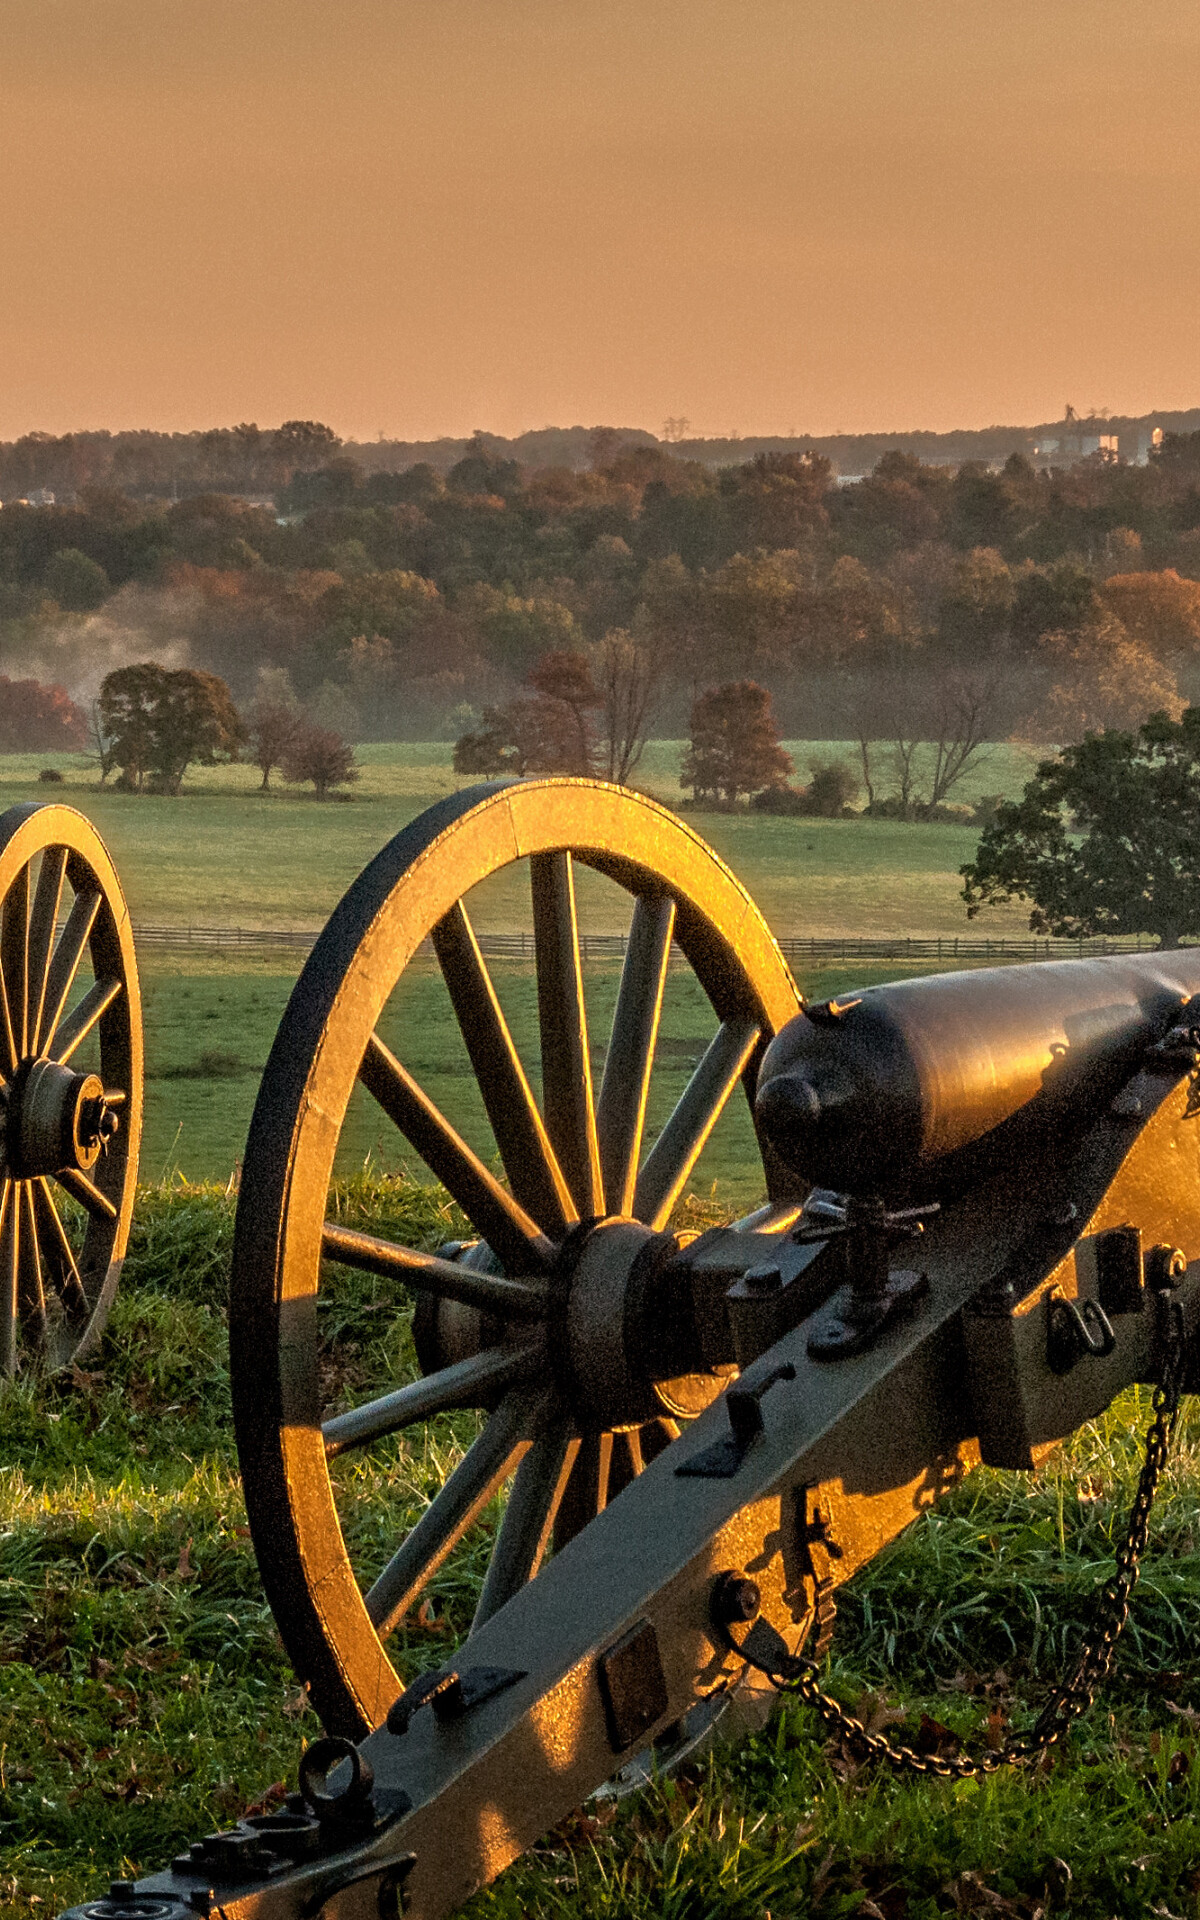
0, 803, 142, 1375
230, 779, 802, 1737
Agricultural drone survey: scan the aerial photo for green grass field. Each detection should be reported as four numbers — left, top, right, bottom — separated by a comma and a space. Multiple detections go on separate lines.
137, 952, 1003, 1190
2, 741, 1045, 1185
0, 741, 1042, 939
5, 1180, 1200, 1919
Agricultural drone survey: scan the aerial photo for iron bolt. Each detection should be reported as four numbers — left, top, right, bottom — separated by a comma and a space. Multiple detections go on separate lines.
1146, 1244, 1187, 1290
711, 1569, 762, 1626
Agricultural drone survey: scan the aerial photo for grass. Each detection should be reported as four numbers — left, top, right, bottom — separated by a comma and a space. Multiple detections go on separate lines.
4, 1178, 1200, 1919
0, 742, 1041, 940
135, 952, 1002, 1189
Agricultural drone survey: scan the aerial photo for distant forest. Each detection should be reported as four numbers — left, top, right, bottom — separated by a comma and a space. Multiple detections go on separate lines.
6, 409, 1200, 498
4, 423, 1200, 766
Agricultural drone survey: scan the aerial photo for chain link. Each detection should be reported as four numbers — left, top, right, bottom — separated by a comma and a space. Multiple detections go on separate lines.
758, 1299, 1187, 1777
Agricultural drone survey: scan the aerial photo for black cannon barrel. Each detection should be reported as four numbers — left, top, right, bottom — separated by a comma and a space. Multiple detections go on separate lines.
756, 951, 1200, 1197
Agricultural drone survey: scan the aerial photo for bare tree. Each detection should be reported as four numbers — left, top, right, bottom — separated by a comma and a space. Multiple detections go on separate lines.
842, 667, 998, 817
592, 624, 661, 785
248, 696, 301, 790
923, 672, 999, 811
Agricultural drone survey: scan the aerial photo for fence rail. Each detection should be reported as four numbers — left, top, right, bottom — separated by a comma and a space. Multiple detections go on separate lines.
132, 924, 1167, 963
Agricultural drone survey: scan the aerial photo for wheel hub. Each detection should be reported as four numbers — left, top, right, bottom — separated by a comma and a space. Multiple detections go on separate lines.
417, 1218, 726, 1432
5, 1057, 118, 1179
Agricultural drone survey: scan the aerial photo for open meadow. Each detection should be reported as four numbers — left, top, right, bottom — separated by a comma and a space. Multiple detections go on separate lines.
0, 740, 1043, 939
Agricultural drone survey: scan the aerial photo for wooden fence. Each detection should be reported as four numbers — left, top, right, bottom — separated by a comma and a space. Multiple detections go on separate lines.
132, 924, 1165, 963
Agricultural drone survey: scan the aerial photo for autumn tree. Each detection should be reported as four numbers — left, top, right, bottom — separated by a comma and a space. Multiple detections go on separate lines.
282, 723, 358, 798
453, 685, 591, 779
1026, 621, 1182, 743
681, 681, 792, 808
962, 708, 1200, 949
247, 670, 302, 790
1101, 570, 1200, 660
0, 676, 87, 751
526, 650, 600, 773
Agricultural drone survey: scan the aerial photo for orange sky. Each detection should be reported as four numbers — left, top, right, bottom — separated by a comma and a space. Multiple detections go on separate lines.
3, 0, 1199, 442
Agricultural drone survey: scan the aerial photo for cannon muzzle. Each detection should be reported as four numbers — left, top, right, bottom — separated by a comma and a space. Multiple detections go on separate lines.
756, 951, 1200, 1196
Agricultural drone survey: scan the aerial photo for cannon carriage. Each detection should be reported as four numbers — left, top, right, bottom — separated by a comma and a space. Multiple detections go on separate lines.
11, 780, 1199, 1920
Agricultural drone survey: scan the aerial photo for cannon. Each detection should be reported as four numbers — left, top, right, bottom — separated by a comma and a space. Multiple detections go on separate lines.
55, 778, 1200, 1920
0, 803, 142, 1375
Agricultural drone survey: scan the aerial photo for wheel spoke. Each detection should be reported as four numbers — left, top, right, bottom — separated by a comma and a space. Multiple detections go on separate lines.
0, 1181, 17, 1375
433, 901, 576, 1239
633, 1019, 761, 1231
321, 1222, 549, 1320
17, 1182, 47, 1345
365, 1390, 535, 1638
1, 861, 30, 1062
472, 1423, 579, 1630
596, 894, 675, 1216
553, 1429, 613, 1552
358, 1034, 554, 1276
25, 848, 68, 1058
323, 1344, 542, 1458
530, 851, 603, 1219
33, 1179, 89, 1317
37, 885, 101, 1057
50, 977, 123, 1065
54, 1166, 118, 1221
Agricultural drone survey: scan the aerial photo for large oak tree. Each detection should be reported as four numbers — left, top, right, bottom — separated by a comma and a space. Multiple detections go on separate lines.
961, 708, 1200, 949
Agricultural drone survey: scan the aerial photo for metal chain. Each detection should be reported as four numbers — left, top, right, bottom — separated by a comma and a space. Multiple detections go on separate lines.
763, 1299, 1187, 1777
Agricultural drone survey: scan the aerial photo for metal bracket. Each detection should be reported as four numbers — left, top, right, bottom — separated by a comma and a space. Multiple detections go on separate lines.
1046, 1289, 1116, 1375
385, 1665, 527, 1739
806, 1268, 928, 1360
675, 1362, 796, 1478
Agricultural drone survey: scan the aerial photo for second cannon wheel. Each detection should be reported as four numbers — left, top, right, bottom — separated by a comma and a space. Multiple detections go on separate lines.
0, 802, 142, 1376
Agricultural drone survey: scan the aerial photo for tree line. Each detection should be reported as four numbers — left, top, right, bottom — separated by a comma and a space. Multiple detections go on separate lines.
5, 436, 1200, 817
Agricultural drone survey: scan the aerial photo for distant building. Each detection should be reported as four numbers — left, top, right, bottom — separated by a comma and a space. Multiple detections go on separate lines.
20, 488, 56, 507
1033, 411, 1163, 469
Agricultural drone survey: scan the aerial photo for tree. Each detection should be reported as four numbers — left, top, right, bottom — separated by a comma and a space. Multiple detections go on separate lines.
961, 708, 1200, 949
44, 547, 110, 611
681, 681, 792, 808
247, 673, 302, 790
1101, 570, 1200, 659
282, 723, 358, 798
592, 620, 661, 785
0, 676, 87, 751
453, 715, 521, 776
1025, 621, 1182, 743
453, 694, 587, 777
1011, 562, 1099, 649
525, 650, 599, 773
842, 667, 997, 817
97, 663, 243, 793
